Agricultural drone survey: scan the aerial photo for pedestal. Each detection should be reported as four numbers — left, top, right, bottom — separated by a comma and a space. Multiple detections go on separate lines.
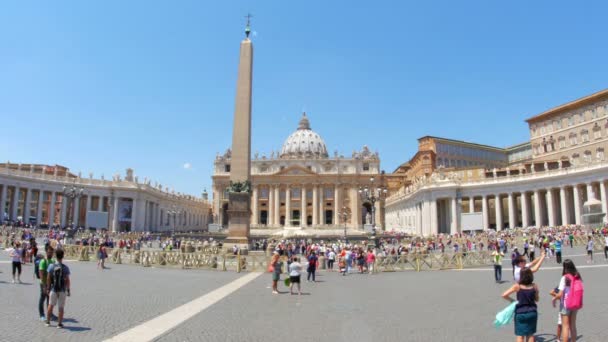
225, 192, 251, 250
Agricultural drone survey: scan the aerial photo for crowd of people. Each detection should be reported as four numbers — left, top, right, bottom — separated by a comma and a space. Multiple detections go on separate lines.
1, 223, 606, 336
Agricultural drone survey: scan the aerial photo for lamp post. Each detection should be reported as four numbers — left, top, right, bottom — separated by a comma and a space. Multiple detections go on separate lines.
358, 176, 388, 247
339, 206, 350, 243
62, 184, 84, 229
167, 206, 183, 239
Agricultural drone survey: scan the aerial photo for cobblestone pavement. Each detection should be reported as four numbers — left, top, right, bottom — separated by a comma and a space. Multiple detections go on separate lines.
0, 253, 242, 342
1, 247, 607, 342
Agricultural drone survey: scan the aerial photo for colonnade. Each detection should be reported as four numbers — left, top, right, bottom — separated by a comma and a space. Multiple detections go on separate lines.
232, 183, 382, 229
0, 182, 209, 232
386, 178, 608, 236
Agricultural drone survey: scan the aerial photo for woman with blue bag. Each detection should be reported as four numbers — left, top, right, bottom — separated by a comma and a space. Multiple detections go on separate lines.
501, 268, 540, 342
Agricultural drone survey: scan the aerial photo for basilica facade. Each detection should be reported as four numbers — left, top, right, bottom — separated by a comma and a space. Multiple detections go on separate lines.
212, 113, 384, 231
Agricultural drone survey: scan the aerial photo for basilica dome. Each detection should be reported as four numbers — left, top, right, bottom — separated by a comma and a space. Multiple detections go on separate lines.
280, 113, 329, 159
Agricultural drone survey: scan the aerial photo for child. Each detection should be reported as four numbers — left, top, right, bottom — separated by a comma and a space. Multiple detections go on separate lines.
550, 286, 562, 341
338, 256, 347, 276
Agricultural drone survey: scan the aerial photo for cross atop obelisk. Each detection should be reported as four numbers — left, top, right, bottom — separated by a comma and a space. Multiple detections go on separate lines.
225, 16, 254, 249
244, 13, 252, 38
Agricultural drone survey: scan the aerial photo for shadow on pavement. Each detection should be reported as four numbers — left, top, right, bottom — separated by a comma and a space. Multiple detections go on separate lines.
63, 326, 92, 332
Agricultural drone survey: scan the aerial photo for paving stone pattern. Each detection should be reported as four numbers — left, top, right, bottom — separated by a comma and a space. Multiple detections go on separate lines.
1, 247, 607, 342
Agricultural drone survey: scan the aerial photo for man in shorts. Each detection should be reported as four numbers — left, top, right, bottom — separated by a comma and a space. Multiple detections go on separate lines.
45, 249, 71, 328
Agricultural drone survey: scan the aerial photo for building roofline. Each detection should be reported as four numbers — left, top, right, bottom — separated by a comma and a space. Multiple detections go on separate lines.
505, 142, 531, 150
525, 88, 608, 123
417, 135, 507, 152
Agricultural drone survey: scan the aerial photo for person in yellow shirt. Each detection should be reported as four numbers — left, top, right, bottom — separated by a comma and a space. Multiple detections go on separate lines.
492, 249, 504, 283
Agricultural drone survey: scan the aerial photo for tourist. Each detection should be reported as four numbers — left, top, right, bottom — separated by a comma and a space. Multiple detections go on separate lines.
269, 252, 282, 294
307, 251, 318, 282
288, 256, 302, 295
551, 259, 583, 342
338, 254, 347, 276
492, 249, 504, 283
38, 246, 55, 321
586, 236, 594, 263
555, 237, 562, 264
511, 247, 521, 276
502, 268, 539, 342
345, 247, 353, 273
513, 250, 546, 283
45, 249, 71, 328
10, 241, 23, 283
366, 248, 376, 274
549, 285, 563, 341
327, 248, 335, 271
356, 248, 366, 273
97, 241, 107, 270
604, 233, 608, 260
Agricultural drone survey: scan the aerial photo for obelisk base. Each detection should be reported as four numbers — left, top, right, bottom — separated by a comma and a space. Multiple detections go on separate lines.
225, 192, 251, 251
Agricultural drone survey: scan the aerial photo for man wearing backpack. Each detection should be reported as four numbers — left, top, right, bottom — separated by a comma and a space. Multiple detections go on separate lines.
45, 249, 70, 328
37, 246, 55, 321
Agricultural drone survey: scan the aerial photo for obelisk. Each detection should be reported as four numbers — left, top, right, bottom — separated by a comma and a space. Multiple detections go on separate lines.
225, 16, 253, 250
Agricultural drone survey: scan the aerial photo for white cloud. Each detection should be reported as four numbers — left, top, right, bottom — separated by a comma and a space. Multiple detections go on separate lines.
183, 162, 192, 170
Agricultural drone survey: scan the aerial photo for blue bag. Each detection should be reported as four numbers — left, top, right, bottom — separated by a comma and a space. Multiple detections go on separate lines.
494, 301, 518, 328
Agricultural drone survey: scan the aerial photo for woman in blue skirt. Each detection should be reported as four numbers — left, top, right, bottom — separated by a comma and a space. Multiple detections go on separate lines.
502, 268, 539, 342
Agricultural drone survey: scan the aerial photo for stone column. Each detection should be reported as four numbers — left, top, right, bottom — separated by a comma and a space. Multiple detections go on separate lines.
318, 185, 324, 225
49, 192, 56, 225
534, 190, 542, 227
546, 188, 556, 227
521, 192, 529, 228
334, 185, 340, 226
600, 181, 608, 223
285, 187, 291, 227
112, 197, 119, 232
573, 185, 581, 225
560, 187, 569, 225
252, 185, 258, 225
98, 196, 104, 211
469, 196, 474, 213
24, 188, 31, 222
508, 193, 515, 229
274, 186, 280, 226
11, 186, 20, 221
587, 183, 595, 200
450, 197, 458, 234
36, 190, 44, 226
85, 195, 92, 227
301, 185, 307, 226
60, 195, 68, 227
131, 198, 139, 231
482, 195, 489, 230
350, 187, 360, 229
312, 185, 318, 227
0, 185, 6, 220
268, 185, 274, 226
495, 194, 502, 230
73, 196, 80, 226
429, 199, 438, 235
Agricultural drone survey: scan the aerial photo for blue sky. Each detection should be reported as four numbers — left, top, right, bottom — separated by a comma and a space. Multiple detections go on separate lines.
1, 1, 607, 196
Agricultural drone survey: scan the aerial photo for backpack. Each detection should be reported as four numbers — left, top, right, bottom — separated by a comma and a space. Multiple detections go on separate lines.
51, 263, 66, 292
34, 257, 42, 279
564, 274, 584, 310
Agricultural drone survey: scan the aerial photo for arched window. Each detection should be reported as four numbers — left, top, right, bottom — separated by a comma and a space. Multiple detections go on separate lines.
581, 129, 590, 142
593, 123, 602, 139
583, 150, 592, 163
569, 132, 578, 145
558, 136, 566, 149
596, 148, 605, 161
571, 153, 580, 165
